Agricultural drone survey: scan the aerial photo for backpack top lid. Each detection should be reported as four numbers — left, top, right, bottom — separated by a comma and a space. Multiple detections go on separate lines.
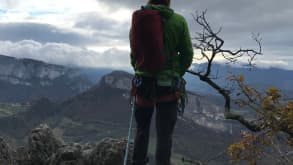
143, 4, 174, 20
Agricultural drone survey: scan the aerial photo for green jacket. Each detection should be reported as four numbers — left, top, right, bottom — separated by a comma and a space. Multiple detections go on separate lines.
130, 4, 194, 86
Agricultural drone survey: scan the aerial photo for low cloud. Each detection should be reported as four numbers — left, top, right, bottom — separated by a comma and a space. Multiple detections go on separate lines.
0, 40, 131, 69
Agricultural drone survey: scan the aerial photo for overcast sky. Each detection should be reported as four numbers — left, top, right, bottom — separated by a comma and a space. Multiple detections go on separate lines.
0, 0, 292, 70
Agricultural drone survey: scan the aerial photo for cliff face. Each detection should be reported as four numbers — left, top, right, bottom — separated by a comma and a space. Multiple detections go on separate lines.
185, 93, 240, 133
0, 124, 132, 165
98, 70, 133, 90
0, 56, 63, 85
0, 55, 92, 102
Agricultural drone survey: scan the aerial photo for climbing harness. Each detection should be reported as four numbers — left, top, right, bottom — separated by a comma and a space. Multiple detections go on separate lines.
174, 77, 187, 116
131, 75, 187, 115
123, 96, 136, 165
178, 96, 185, 116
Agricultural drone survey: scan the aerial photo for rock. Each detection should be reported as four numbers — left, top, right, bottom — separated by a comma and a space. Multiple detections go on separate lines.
88, 138, 133, 165
48, 138, 133, 165
1, 124, 133, 165
48, 143, 85, 165
0, 137, 14, 164
15, 146, 30, 165
28, 124, 63, 165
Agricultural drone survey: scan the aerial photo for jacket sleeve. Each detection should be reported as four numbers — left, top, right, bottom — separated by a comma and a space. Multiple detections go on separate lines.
178, 18, 194, 76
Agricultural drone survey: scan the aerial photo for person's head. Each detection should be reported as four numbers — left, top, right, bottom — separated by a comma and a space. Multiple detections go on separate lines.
148, 0, 170, 7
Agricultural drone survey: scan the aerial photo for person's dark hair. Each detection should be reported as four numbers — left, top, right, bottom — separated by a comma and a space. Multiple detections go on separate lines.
148, 0, 170, 6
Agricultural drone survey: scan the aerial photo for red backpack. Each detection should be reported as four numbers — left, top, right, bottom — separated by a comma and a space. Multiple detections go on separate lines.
130, 7, 166, 73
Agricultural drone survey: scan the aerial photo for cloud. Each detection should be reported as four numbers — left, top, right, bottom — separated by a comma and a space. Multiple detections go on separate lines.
0, 0, 292, 70
98, 0, 142, 10
254, 60, 290, 69
0, 0, 20, 9
74, 12, 130, 43
0, 8, 131, 47
97, 0, 293, 50
0, 0, 101, 13
0, 40, 131, 69
0, 22, 97, 46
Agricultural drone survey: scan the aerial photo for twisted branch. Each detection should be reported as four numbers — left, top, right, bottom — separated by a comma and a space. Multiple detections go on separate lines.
189, 10, 262, 132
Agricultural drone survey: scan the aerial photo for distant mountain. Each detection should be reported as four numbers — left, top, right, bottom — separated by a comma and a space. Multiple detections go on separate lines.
185, 63, 293, 97
0, 54, 93, 102
59, 70, 134, 124
0, 70, 245, 164
78, 67, 113, 83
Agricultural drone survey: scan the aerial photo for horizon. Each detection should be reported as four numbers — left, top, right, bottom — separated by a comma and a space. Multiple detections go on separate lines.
0, 0, 293, 70
2, 53, 293, 73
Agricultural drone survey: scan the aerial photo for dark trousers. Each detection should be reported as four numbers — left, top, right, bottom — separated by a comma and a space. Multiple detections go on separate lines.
132, 100, 177, 165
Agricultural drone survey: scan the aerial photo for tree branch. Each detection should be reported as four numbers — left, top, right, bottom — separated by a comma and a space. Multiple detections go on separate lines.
189, 10, 263, 132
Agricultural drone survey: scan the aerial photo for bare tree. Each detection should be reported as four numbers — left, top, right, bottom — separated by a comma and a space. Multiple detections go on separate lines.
186, 10, 293, 164
187, 10, 263, 131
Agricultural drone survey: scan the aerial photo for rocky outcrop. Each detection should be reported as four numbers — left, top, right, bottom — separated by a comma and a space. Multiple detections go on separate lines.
99, 71, 133, 90
1, 124, 133, 165
88, 138, 132, 165
0, 137, 14, 164
28, 124, 63, 165
48, 143, 85, 165
48, 138, 133, 165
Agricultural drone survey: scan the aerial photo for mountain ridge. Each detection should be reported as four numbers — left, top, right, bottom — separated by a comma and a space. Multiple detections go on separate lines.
185, 62, 293, 96
0, 54, 93, 102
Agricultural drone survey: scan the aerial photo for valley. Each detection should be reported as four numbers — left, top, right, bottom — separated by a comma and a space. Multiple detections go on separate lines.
0, 56, 292, 164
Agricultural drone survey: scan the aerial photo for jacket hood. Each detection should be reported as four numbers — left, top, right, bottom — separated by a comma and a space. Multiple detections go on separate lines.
145, 4, 174, 19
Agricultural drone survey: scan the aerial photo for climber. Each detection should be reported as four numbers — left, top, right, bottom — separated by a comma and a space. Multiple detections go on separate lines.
129, 0, 194, 164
